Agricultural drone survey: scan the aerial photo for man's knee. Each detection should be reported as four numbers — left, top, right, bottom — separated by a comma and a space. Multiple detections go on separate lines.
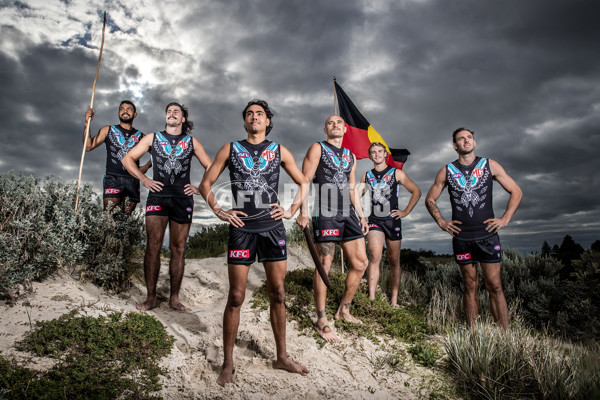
369, 252, 382, 265
170, 241, 186, 258
462, 277, 479, 294
352, 255, 368, 273
267, 285, 285, 305
484, 280, 504, 296
228, 289, 246, 309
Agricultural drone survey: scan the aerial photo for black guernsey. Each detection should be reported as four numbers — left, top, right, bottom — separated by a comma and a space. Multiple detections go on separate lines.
105, 125, 143, 176
228, 139, 282, 232
150, 131, 194, 197
313, 141, 354, 215
366, 165, 399, 220
446, 156, 494, 240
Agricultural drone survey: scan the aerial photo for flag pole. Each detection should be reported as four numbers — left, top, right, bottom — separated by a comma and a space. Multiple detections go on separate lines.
75, 11, 107, 211
333, 77, 345, 273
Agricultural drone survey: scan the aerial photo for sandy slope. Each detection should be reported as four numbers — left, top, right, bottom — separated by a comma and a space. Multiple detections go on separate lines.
0, 246, 456, 399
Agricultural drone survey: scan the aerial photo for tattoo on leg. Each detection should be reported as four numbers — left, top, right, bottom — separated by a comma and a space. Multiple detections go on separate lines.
318, 242, 335, 258
317, 309, 326, 319
343, 303, 351, 310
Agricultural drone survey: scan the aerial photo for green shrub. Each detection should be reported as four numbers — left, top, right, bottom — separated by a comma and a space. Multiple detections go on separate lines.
1, 311, 174, 399
251, 268, 428, 343
0, 172, 144, 300
185, 223, 229, 258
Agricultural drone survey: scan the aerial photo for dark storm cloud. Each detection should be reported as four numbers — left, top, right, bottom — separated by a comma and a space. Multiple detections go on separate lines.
1, 0, 599, 252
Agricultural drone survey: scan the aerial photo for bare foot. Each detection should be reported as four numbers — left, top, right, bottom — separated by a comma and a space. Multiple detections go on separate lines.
136, 298, 156, 311
316, 321, 339, 343
334, 310, 363, 325
217, 365, 234, 387
276, 356, 308, 376
169, 300, 191, 312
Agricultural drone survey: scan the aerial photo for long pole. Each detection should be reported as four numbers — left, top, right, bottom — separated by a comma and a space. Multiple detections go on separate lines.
333, 77, 345, 273
75, 11, 107, 211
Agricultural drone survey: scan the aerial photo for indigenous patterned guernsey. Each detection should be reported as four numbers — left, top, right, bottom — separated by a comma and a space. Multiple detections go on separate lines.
150, 131, 194, 197
228, 139, 282, 232
366, 166, 399, 220
313, 141, 354, 215
105, 125, 143, 175
446, 156, 494, 240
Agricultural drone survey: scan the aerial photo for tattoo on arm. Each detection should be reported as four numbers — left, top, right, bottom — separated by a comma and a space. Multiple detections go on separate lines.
317, 309, 326, 319
317, 242, 335, 258
426, 199, 444, 224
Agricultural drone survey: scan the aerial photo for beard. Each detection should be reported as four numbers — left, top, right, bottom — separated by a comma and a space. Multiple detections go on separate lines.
119, 115, 134, 124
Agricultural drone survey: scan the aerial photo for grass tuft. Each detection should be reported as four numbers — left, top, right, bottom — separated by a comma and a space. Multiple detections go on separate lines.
0, 311, 174, 399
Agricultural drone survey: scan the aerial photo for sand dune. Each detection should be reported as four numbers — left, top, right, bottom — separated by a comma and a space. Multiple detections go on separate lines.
0, 246, 451, 399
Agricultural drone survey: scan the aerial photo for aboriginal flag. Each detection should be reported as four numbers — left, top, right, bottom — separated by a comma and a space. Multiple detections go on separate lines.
335, 80, 409, 169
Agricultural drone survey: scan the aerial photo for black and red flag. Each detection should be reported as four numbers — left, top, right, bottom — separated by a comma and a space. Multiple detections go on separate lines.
335, 79, 410, 169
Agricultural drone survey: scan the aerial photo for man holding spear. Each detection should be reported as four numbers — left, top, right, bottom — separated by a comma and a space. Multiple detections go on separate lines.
83, 101, 151, 214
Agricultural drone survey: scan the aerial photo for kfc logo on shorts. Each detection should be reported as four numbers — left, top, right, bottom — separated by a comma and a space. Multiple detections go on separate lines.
278, 239, 286, 246
395, 227, 401, 232
104, 188, 121, 195
456, 253, 472, 261
186, 207, 193, 212
382, 174, 392, 183
322, 229, 339, 237
229, 249, 250, 259
237, 152, 250, 158
473, 168, 484, 178
261, 150, 275, 161
368, 224, 379, 229
453, 173, 463, 180
494, 245, 501, 251
146, 205, 162, 212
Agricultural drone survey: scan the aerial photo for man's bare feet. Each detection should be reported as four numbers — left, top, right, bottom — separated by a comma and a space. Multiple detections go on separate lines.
169, 301, 191, 312
135, 297, 156, 311
217, 365, 235, 387
334, 309, 363, 325
276, 356, 309, 376
316, 320, 339, 343
169, 296, 191, 312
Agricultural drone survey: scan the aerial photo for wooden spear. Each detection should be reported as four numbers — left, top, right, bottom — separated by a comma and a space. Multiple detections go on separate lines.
75, 11, 107, 211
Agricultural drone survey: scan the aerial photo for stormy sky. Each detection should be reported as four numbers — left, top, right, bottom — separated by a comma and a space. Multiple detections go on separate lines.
1, 0, 599, 254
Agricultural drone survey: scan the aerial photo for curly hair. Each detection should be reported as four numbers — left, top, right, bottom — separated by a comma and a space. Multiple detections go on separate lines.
165, 102, 193, 135
242, 99, 274, 135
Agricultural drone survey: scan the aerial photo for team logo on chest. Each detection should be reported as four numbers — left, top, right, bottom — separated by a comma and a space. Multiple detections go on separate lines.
320, 142, 353, 187
231, 141, 280, 198
367, 168, 395, 205
154, 132, 193, 184
447, 158, 490, 218
109, 126, 142, 163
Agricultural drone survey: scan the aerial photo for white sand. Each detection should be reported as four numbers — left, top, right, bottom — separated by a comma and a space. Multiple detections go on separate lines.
0, 246, 456, 399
